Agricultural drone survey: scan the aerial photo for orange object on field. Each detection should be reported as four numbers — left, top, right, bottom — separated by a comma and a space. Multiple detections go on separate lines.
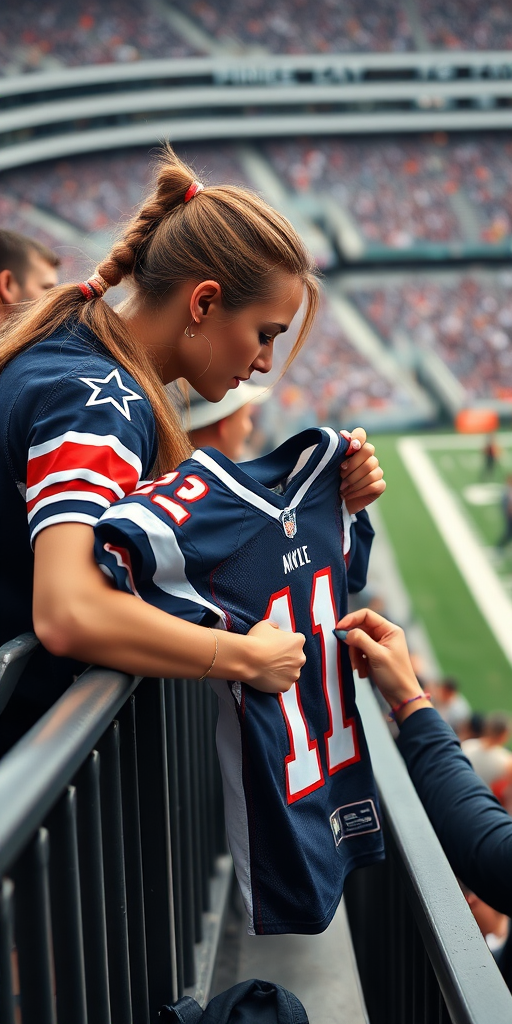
455, 409, 499, 434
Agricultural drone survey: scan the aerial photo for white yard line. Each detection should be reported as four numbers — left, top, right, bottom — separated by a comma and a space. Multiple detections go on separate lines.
398, 437, 512, 667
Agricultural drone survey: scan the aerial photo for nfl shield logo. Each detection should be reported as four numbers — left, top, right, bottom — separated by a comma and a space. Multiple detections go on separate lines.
280, 507, 297, 539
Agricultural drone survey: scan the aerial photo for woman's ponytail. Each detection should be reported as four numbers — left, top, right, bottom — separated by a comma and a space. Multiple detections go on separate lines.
0, 145, 318, 475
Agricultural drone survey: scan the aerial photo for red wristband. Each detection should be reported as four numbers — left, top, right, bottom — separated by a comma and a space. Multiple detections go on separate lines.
389, 692, 431, 722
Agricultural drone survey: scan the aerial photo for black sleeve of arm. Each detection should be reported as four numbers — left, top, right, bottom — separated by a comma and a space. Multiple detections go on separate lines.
347, 509, 374, 594
397, 708, 512, 915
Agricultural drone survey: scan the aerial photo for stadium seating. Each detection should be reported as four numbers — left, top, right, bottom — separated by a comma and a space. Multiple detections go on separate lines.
0, 146, 250, 235
260, 297, 418, 442
419, 0, 512, 50
0, 0, 199, 75
171, 0, 414, 53
264, 134, 512, 257
351, 274, 512, 401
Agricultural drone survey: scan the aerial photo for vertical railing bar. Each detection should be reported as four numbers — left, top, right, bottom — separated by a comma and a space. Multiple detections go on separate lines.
98, 721, 133, 1024
164, 679, 185, 998
175, 680, 196, 989
203, 682, 216, 877
136, 680, 178, 1013
187, 685, 203, 942
75, 750, 111, 1024
12, 829, 56, 1024
46, 787, 88, 1024
0, 878, 16, 1024
196, 682, 210, 911
118, 696, 150, 1024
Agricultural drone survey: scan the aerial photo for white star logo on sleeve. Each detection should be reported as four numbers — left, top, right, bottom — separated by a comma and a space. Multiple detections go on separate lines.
79, 368, 144, 421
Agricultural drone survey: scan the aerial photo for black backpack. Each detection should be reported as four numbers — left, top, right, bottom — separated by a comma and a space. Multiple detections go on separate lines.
159, 979, 309, 1024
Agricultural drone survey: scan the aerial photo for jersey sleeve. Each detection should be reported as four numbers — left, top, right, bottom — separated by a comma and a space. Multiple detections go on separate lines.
345, 508, 374, 594
94, 498, 226, 627
15, 360, 157, 547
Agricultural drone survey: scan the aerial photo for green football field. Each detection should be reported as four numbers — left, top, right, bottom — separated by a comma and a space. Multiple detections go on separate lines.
373, 433, 512, 713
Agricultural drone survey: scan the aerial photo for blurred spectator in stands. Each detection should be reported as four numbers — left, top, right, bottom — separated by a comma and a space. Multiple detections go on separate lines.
175, 381, 270, 462
432, 676, 472, 734
498, 476, 512, 550
482, 434, 501, 478
0, 230, 59, 321
457, 711, 485, 743
462, 712, 512, 806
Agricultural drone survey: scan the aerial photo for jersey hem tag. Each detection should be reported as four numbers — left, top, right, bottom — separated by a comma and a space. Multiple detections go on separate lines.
330, 798, 381, 847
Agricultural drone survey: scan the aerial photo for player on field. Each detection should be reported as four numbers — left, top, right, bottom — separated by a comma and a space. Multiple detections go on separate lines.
0, 147, 384, 751
0, 229, 60, 320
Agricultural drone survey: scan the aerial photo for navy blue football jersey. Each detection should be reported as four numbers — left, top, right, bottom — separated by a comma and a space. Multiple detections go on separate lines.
0, 324, 157, 707
94, 426, 384, 935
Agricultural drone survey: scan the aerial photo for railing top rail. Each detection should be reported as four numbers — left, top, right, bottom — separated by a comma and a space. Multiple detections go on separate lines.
0, 665, 139, 877
356, 677, 512, 1024
1, 49, 512, 98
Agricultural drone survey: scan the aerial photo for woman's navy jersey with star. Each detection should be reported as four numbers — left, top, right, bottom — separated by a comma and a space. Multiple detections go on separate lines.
95, 427, 384, 935
0, 324, 156, 709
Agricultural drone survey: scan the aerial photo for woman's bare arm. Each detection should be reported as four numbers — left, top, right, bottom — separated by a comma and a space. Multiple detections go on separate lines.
33, 523, 305, 692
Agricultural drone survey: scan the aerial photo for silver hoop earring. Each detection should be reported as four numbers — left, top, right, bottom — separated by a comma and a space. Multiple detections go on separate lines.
184, 320, 213, 379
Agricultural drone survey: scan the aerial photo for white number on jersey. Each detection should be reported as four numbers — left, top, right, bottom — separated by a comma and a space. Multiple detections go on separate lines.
266, 568, 359, 805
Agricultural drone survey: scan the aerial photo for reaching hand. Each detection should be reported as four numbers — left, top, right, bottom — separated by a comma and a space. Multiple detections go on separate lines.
336, 608, 430, 722
339, 428, 386, 515
245, 619, 306, 694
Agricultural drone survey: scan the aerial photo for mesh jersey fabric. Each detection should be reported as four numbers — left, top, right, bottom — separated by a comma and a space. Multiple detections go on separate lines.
0, 323, 157, 710
94, 426, 385, 934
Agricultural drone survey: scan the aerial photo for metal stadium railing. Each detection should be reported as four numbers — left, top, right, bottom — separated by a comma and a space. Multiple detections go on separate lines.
2, 650, 512, 1024
345, 678, 512, 1024
0, 662, 229, 1024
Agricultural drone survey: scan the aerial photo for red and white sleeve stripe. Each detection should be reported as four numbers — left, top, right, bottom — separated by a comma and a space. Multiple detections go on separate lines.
26, 430, 143, 540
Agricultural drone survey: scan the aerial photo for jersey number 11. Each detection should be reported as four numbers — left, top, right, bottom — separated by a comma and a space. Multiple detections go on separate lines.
265, 567, 360, 805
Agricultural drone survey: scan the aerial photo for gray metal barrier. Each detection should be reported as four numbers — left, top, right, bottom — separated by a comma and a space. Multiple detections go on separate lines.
345, 678, 512, 1024
0, 667, 229, 1024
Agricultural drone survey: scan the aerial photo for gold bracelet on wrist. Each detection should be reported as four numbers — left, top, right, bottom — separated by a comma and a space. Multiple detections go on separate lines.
198, 628, 218, 682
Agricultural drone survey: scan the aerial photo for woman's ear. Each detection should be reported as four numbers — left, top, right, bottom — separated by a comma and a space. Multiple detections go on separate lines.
190, 280, 222, 323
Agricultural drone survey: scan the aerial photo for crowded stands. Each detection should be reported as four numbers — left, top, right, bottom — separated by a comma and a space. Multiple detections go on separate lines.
260, 297, 415, 442
0, 146, 251, 237
264, 134, 512, 253
6, 135, 512, 262
419, 0, 512, 51
265, 136, 462, 250
351, 274, 512, 401
2, 0, 512, 78
172, 0, 414, 53
0, 0, 198, 75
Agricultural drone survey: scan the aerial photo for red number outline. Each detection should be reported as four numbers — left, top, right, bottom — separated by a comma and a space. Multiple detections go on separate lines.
265, 587, 324, 804
310, 567, 360, 776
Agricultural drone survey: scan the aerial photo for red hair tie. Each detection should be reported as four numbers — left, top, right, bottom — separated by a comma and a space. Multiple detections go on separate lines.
184, 181, 204, 203
77, 274, 109, 300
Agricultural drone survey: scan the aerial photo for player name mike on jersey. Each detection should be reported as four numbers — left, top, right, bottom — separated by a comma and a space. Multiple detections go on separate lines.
283, 545, 311, 575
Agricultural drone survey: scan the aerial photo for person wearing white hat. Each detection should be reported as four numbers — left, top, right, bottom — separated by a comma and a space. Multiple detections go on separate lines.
182, 381, 270, 462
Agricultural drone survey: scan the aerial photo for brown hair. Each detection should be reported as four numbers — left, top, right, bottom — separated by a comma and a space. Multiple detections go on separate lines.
0, 229, 60, 284
0, 147, 318, 474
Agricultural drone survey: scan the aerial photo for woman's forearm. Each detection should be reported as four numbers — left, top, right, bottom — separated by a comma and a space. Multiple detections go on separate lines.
33, 522, 304, 689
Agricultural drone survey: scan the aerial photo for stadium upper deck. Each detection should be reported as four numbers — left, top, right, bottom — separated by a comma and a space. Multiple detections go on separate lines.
0, 0, 199, 75
3, 0, 512, 72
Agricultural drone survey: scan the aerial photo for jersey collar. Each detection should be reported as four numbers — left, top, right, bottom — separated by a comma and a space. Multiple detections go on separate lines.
191, 427, 344, 523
